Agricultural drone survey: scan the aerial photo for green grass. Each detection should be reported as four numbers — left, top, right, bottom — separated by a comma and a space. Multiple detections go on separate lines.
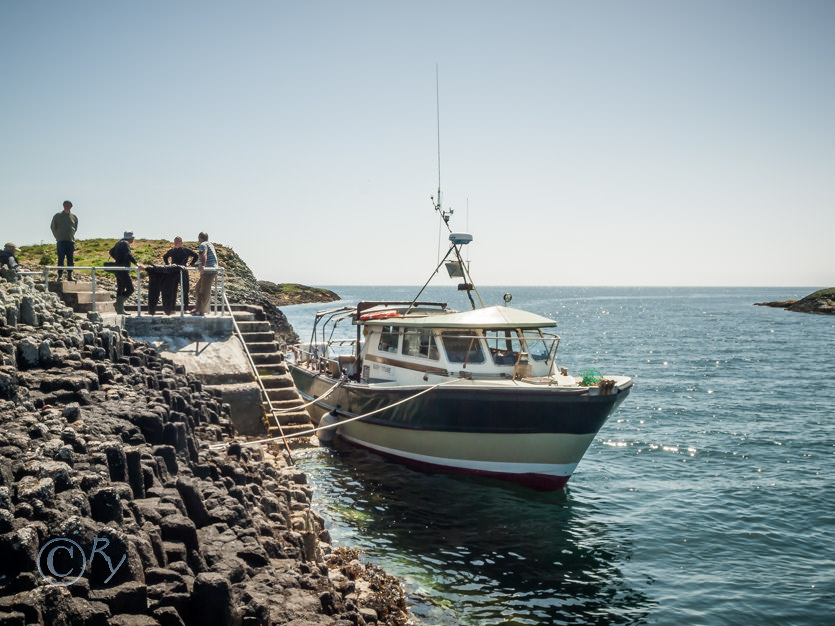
15, 239, 339, 305
800, 288, 835, 301
17, 238, 188, 267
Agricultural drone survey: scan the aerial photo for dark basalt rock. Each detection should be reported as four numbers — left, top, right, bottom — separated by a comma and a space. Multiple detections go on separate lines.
0, 274, 409, 626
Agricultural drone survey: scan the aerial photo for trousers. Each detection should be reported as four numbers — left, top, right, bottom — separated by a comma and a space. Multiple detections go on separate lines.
194, 271, 217, 314
115, 270, 135, 298
56, 241, 74, 277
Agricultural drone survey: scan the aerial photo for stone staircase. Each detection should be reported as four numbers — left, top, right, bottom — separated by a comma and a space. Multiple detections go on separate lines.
49, 280, 116, 313
229, 304, 313, 446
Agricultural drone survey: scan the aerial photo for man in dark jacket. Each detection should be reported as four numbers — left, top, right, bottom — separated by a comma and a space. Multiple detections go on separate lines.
162, 236, 198, 309
109, 231, 145, 314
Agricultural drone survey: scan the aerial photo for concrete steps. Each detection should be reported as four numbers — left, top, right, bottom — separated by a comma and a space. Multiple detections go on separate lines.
232, 303, 312, 433
246, 341, 279, 354
240, 331, 275, 343
257, 365, 288, 377
265, 387, 302, 402
263, 404, 311, 425
49, 280, 115, 313
267, 424, 316, 449
251, 352, 284, 366
232, 310, 256, 322
237, 320, 272, 334
261, 375, 296, 389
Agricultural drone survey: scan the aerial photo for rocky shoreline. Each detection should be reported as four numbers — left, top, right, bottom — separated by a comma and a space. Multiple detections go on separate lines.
755, 287, 835, 315
0, 276, 408, 625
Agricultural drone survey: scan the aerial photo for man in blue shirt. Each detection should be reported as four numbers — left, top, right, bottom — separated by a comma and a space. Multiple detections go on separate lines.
190, 232, 218, 316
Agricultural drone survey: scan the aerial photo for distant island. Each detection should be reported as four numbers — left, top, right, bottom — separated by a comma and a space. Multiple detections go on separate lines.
256, 280, 340, 306
755, 287, 835, 315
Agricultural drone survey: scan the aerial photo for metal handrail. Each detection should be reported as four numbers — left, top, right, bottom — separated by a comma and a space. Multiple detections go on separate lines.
220, 291, 295, 464
25, 265, 226, 317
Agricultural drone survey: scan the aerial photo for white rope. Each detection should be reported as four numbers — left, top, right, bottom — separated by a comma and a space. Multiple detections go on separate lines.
268, 374, 344, 414
209, 377, 460, 450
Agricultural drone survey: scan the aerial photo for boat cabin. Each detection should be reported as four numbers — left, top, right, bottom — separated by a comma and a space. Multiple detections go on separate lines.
299, 301, 564, 385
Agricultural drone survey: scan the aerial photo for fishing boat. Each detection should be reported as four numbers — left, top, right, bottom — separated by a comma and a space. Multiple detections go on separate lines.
289, 226, 633, 490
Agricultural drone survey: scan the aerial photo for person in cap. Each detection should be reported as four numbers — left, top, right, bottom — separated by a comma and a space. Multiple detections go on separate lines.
0, 243, 18, 268
108, 231, 145, 314
50, 200, 78, 280
0, 243, 20, 280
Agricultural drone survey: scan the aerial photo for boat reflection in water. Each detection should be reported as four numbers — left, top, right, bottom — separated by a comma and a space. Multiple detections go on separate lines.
296, 442, 654, 625
289, 230, 632, 490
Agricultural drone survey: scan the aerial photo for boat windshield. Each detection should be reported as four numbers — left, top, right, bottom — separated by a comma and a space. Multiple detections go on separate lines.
483, 329, 551, 365
440, 331, 485, 363
402, 328, 439, 360
522, 330, 551, 362
484, 330, 522, 365
378, 325, 399, 353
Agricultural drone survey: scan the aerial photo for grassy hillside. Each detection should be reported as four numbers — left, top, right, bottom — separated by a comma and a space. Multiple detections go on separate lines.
800, 287, 835, 301
15, 239, 338, 306
18, 238, 173, 268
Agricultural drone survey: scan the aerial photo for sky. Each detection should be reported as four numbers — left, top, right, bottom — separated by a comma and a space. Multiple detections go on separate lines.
1, 0, 834, 287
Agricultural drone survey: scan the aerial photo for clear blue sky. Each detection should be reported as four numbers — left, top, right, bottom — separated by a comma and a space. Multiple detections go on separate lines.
2, 1, 833, 287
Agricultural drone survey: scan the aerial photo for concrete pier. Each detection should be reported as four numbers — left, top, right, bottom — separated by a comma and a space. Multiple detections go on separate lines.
124, 309, 311, 438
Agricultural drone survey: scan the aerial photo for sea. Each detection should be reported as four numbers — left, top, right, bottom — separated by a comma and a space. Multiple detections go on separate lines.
279, 286, 835, 626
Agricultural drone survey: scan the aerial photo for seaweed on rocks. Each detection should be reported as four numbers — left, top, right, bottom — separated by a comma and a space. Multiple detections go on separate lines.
0, 273, 409, 626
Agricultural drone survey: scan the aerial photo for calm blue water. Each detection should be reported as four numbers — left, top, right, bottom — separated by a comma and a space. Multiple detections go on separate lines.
281, 286, 835, 626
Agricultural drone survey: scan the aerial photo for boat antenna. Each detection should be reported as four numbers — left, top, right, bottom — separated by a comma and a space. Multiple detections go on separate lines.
432, 64, 453, 262
436, 63, 441, 215
412, 66, 483, 313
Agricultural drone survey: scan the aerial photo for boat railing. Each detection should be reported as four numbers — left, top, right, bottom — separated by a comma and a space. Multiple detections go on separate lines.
289, 338, 360, 378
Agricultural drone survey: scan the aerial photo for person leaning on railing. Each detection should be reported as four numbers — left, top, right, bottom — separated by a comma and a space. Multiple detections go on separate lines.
163, 236, 198, 309
190, 231, 218, 316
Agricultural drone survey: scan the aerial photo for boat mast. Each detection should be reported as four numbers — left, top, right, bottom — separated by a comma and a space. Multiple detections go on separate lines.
436, 63, 442, 226
433, 64, 450, 265
411, 65, 483, 313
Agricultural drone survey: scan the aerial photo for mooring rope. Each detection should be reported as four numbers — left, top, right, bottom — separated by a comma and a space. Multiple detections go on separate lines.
267, 375, 344, 414
209, 377, 460, 450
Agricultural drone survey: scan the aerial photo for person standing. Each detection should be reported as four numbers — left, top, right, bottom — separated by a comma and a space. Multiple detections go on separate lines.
163, 236, 198, 309
191, 231, 218, 316
50, 200, 78, 280
109, 231, 144, 314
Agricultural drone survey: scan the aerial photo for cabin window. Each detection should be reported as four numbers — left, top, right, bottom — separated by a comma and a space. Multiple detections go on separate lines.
441, 332, 485, 363
377, 326, 399, 353
484, 330, 522, 366
401, 328, 439, 360
522, 330, 550, 362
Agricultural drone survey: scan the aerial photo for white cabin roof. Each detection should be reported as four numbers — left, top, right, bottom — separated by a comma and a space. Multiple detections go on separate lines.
363, 305, 556, 330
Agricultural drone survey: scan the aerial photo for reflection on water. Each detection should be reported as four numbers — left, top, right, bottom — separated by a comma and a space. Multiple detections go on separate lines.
296, 441, 653, 625
283, 287, 835, 625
